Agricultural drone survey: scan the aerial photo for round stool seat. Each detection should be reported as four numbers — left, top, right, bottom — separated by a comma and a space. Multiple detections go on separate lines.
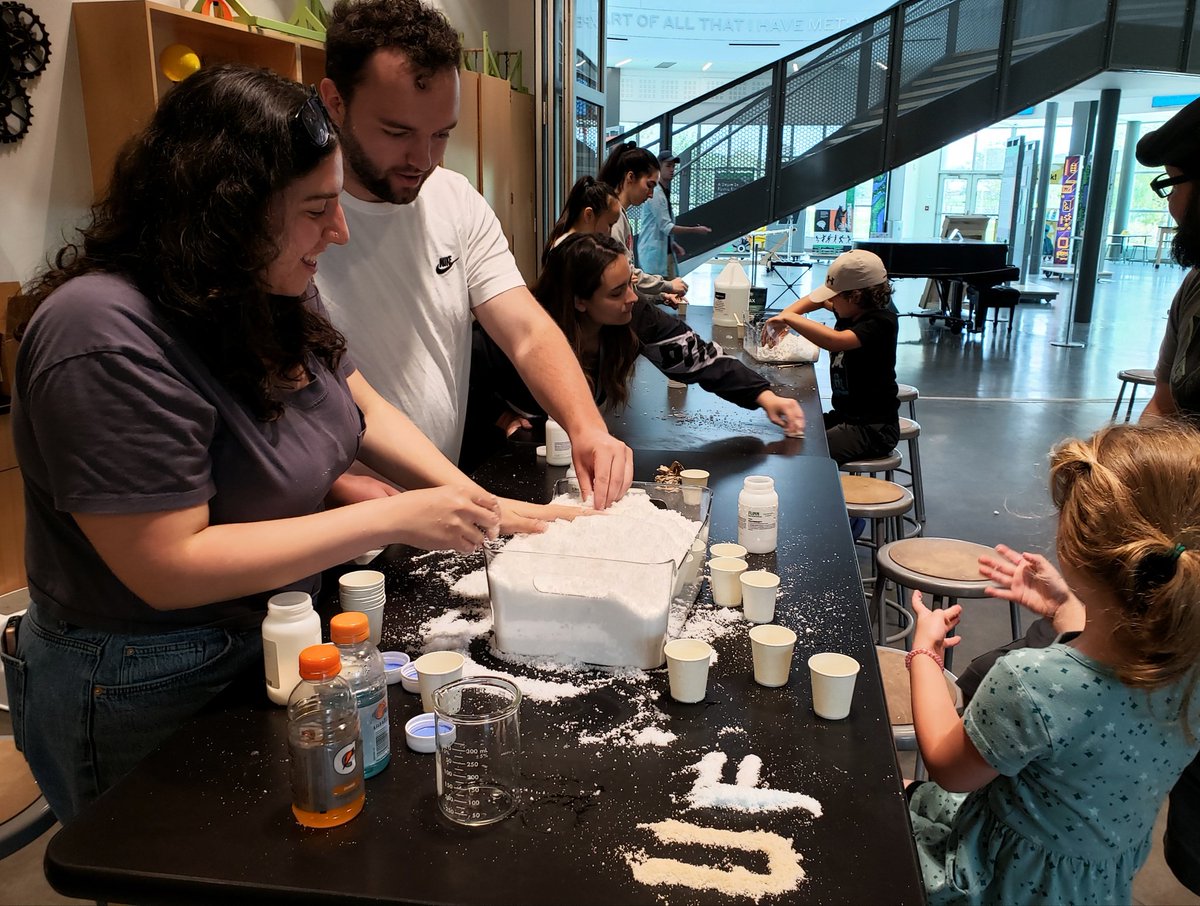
840, 476, 913, 519
877, 646, 960, 779
0, 736, 55, 860
877, 538, 995, 598
841, 450, 902, 473
1117, 368, 1155, 385
896, 384, 919, 403
876, 646, 960, 727
898, 417, 920, 439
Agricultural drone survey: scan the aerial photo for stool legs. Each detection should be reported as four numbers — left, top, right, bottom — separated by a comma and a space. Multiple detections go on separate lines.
1111, 382, 1126, 422
907, 436, 925, 525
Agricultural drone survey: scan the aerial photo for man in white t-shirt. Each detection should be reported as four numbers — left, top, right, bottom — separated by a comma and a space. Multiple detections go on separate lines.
316, 0, 632, 508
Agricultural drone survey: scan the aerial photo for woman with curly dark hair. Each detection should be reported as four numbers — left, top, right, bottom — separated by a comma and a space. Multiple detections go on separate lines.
763, 249, 899, 464
463, 233, 803, 468
4, 64, 550, 823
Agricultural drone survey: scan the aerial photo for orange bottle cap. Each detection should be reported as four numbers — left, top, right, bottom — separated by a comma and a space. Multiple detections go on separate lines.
298, 644, 342, 680
330, 612, 369, 644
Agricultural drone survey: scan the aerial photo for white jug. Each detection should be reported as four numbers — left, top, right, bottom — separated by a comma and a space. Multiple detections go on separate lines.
712, 258, 750, 327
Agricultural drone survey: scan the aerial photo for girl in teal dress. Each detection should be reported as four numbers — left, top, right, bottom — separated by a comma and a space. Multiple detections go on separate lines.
904, 420, 1200, 905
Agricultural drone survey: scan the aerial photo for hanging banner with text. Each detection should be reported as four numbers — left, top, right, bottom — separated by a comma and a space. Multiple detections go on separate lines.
1053, 155, 1081, 265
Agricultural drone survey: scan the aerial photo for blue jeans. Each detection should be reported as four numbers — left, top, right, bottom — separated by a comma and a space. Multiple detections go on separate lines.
1, 602, 262, 823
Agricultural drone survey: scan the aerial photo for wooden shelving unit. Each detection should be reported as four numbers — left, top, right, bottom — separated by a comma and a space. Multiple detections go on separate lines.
73, 0, 325, 196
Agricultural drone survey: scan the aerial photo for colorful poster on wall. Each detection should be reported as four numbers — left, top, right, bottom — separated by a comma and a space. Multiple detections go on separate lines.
870, 174, 888, 235
1053, 155, 1081, 266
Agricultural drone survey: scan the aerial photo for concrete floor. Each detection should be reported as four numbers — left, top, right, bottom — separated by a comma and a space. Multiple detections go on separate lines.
2, 256, 1199, 903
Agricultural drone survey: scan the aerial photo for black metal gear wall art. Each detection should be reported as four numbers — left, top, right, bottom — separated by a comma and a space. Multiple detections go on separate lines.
0, 2, 51, 143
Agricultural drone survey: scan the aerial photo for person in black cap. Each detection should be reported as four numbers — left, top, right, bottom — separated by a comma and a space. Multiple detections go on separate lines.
636, 150, 712, 279
952, 97, 1200, 897
1134, 96, 1200, 420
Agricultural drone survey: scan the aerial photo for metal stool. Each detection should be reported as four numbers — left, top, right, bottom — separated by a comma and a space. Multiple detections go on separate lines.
896, 384, 919, 421
1111, 369, 1156, 422
841, 450, 902, 481
896, 417, 926, 528
0, 737, 55, 861
841, 475, 914, 643
870, 537, 1021, 669
876, 646, 961, 782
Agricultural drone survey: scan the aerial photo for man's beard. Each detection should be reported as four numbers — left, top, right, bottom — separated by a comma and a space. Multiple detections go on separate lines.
1175, 209, 1200, 269
339, 115, 426, 205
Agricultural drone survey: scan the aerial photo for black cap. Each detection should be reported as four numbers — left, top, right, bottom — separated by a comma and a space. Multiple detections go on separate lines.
658, 149, 681, 164
1136, 97, 1200, 172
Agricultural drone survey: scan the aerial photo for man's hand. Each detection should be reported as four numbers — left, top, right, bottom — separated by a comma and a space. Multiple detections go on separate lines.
497, 410, 533, 437
668, 278, 688, 295
570, 427, 633, 510
671, 241, 686, 258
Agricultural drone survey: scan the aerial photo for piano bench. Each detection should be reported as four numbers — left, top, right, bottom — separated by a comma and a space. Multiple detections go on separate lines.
971, 286, 1020, 333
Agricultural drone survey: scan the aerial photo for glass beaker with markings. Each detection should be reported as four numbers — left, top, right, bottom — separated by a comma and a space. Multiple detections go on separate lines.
432, 676, 521, 826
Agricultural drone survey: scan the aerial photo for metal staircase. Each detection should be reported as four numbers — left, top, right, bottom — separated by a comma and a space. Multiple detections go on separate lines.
609, 0, 1200, 269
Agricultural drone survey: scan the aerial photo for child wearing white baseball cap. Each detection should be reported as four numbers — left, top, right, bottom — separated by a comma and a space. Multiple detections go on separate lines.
763, 249, 899, 464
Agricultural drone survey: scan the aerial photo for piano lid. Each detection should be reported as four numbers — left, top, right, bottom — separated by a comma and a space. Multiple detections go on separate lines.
854, 238, 1009, 280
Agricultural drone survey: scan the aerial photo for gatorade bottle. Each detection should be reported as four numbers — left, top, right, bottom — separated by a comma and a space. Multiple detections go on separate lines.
286, 644, 365, 828
330, 612, 391, 779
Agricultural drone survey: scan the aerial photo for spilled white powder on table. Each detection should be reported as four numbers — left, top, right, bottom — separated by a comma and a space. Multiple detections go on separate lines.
450, 569, 489, 600
685, 751, 823, 816
625, 819, 805, 902
419, 607, 492, 653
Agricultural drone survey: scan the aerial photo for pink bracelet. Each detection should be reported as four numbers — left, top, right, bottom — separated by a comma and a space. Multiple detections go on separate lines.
905, 648, 944, 671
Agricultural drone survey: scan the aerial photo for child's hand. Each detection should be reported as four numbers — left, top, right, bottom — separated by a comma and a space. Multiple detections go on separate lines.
761, 316, 788, 347
911, 591, 962, 656
978, 544, 1072, 619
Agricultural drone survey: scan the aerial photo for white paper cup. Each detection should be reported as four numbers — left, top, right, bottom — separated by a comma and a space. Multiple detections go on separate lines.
358, 601, 384, 647
709, 542, 747, 560
740, 571, 779, 623
667, 378, 687, 389
675, 301, 688, 317
749, 624, 797, 687
680, 469, 710, 488
339, 570, 386, 611
414, 651, 466, 713
664, 638, 713, 703
709, 557, 748, 606
808, 652, 861, 719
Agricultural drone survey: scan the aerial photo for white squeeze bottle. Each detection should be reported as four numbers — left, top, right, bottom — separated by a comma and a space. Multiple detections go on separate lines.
262, 591, 323, 706
545, 418, 573, 466
738, 475, 779, 553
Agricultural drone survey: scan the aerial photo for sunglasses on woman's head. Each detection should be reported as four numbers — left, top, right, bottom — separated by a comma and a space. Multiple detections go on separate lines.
293, 86, 335, 151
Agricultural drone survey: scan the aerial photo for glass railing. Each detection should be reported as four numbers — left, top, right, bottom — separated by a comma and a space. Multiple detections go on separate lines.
606, 0, 1196, 257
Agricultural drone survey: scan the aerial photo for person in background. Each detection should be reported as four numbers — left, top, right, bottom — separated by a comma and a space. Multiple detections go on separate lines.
906, 421, 1200, 906
541, 175, 622, 267
1, 66, 571, 824
463, 233, 804, 466
959, 98, 1200, 897
636, 150, 712, 279
599, 142, 688, 307
315, 0, 631, 508
762, 250, 898, 465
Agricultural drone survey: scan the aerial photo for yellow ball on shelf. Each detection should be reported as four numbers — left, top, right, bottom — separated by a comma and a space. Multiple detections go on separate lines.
159, 44, 201, 83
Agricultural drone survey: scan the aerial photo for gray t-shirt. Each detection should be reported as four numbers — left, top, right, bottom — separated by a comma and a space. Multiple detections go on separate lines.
1156, 267, 1200, 415
13, 273, 362, 632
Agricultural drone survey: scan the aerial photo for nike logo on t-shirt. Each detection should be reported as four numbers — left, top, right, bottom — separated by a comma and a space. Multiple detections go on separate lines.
435, 255, 457, 275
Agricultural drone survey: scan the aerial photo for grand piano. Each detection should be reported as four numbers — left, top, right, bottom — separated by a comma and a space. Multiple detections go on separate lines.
854, 238, 1018, 332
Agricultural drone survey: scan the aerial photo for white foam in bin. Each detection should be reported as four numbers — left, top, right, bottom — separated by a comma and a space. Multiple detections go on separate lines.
485, 480, 711, 669
743, 319, 821, 364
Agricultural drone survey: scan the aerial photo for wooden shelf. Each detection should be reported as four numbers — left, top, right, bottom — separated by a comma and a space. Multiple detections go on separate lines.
73, 0, 325, 196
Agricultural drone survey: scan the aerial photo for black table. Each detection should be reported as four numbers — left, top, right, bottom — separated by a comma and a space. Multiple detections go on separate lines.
44, 355, 924, 905
602, 317, 826, 457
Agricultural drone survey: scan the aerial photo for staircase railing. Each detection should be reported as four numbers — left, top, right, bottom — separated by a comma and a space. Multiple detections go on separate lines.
607, 0, 1199, 266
